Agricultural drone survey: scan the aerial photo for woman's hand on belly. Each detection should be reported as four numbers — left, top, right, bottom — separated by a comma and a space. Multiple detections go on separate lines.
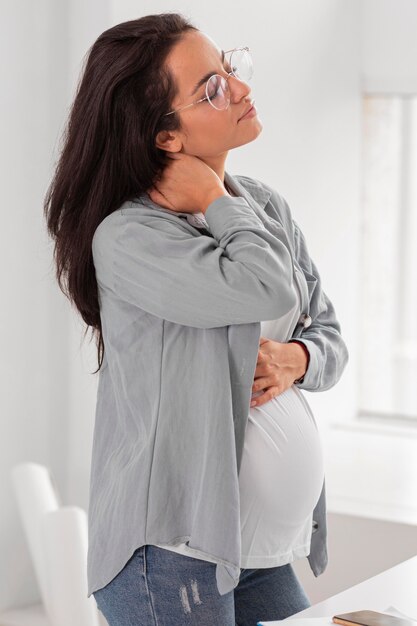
250, 337, 309, 408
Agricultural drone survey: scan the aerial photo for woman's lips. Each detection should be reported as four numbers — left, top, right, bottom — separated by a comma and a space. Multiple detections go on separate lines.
238, 104, 257, 121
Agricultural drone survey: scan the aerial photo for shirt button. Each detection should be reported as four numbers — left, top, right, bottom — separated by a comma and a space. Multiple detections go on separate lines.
299, 313, 312, 328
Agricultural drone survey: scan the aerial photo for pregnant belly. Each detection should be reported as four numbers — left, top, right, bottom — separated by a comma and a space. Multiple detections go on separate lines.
238, 385, 325, 527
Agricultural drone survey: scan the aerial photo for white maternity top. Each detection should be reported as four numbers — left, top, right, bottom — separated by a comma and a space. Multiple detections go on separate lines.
152, 211, 325, 569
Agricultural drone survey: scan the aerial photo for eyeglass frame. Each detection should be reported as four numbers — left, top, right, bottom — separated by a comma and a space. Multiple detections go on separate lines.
163, 46, 252, 116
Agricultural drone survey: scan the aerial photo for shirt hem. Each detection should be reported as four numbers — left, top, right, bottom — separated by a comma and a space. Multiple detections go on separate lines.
240, 542, 311, 569
87, 538, 240, 598
152, 541, 219, 565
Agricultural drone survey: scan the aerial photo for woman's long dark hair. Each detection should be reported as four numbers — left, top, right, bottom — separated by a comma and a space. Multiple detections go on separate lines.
43, 13, 198, 374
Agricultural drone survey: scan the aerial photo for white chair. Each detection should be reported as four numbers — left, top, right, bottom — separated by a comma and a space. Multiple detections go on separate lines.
0, 462, 105, 626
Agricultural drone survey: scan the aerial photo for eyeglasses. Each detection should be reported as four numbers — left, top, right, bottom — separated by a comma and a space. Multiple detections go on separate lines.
164, 47, 253, 116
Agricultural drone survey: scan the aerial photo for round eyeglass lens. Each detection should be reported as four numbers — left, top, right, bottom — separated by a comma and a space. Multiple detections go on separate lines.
229, 48, 253, 81
206, 75, 230, 110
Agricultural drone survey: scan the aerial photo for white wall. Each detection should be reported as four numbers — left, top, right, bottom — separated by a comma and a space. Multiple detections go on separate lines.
360, 0, 417, 93
0, 0, 108, 611
2, 0, 415, 611
1, 0, 69, 609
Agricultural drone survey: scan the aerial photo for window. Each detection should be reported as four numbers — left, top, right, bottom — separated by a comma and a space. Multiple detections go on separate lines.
358, 94, 417, 423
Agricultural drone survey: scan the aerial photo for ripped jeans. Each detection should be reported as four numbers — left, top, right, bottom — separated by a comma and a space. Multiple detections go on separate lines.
93, 545, 311, 625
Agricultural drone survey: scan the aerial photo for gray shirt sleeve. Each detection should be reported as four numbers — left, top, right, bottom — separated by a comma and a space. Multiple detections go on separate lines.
92, 194, 299, 329
289, 217, 349, 392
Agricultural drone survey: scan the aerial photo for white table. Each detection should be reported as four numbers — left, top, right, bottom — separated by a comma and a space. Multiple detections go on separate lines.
288, 553, 417, 619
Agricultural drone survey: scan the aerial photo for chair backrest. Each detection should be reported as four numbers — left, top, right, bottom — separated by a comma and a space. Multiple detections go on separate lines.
41, 506, 100, 626
11, 462, 100, 626
11, 463, 61, 611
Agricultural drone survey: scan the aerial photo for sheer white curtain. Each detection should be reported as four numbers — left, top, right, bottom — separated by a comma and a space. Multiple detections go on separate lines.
359, 94, 417, 421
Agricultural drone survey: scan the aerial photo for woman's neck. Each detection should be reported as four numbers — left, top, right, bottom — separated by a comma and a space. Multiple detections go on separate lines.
224, 181, 236, 197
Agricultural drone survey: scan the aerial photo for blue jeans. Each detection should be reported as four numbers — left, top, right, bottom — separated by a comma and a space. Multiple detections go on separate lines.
93, 545, 311, 625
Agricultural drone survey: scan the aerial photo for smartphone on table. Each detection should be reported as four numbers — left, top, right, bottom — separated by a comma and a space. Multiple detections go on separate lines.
333, 610, 417, 626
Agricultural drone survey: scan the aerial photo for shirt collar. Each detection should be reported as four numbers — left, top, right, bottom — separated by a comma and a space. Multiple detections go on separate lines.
225, 171, 272, 211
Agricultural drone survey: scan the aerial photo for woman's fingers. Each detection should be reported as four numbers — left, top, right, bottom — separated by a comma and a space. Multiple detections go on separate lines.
147, 185, 177, 211
250, 386, 281, 407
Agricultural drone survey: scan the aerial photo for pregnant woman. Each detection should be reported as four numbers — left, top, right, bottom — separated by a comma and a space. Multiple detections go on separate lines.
44, 12, 349, 626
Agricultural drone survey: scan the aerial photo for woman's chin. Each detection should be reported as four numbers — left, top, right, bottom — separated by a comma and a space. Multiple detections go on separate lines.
234, 121, 263, 147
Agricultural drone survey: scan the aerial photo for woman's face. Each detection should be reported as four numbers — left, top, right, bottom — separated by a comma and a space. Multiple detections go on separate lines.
157, 29, 263, 158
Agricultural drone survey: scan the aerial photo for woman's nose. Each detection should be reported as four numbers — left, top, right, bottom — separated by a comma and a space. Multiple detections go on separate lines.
229, 75, 252, 103
231, 83, 251, 104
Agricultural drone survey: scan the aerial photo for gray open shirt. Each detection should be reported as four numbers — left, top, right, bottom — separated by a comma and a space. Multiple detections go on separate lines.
87, 170, 349, 598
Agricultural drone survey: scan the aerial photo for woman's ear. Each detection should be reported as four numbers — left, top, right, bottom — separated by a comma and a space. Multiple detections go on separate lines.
155, 129, 181, 152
